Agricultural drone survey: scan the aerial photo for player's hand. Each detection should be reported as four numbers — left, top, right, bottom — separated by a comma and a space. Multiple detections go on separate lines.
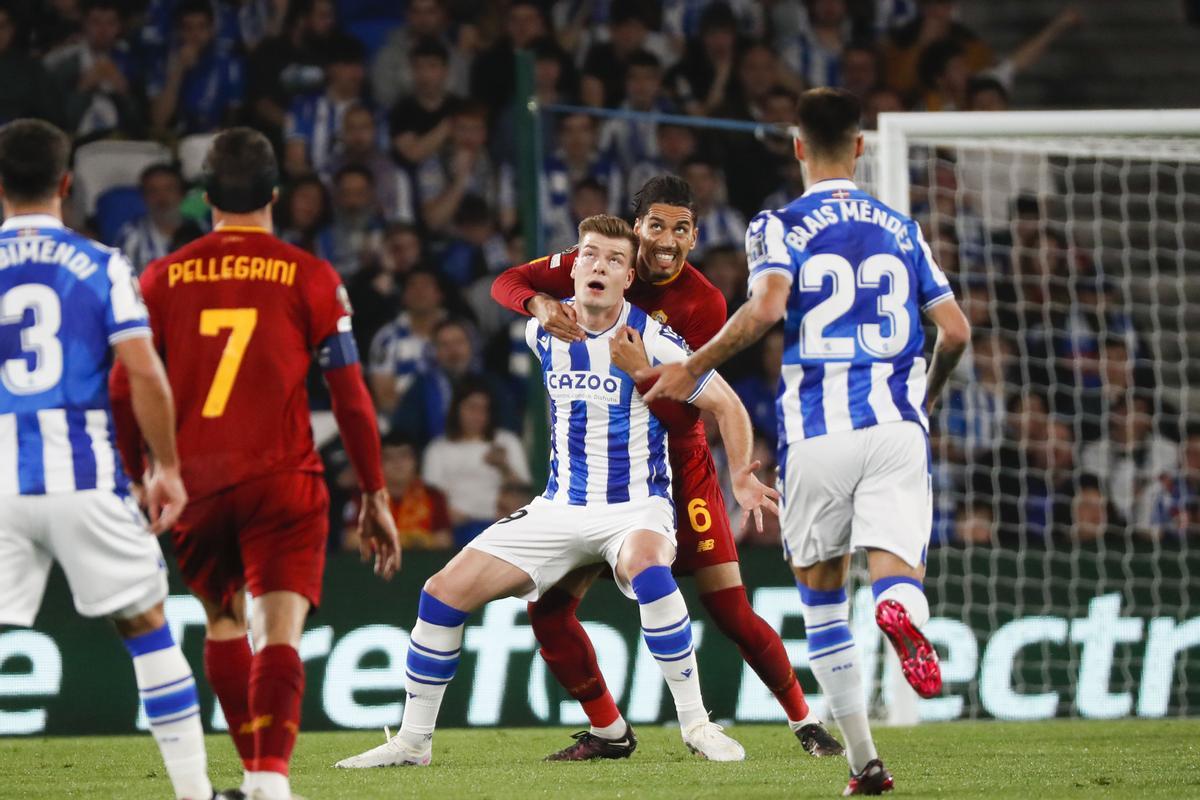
609, 326, 650, 375
358, 489, 401, 580
731, 460, 781, 534
637, 362, 697, 403
144, 464, 187, 534
529, 293, 585, 342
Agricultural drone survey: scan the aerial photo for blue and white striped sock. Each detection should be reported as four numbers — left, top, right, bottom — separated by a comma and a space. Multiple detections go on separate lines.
633, 566, 707, 729
399, 590, 469, 749
799, 584, 877, 773
124, 625, 211, 800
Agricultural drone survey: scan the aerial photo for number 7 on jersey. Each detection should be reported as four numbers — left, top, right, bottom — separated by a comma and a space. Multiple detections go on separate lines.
199, 308, 257, 418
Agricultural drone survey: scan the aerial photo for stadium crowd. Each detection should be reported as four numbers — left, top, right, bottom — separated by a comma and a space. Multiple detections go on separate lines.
1, 0, 1193, 552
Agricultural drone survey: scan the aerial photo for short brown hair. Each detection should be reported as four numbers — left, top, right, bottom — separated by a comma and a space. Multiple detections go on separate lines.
797, 87, 862, 160
0, 119, 70, 204
577, 214, 638, 252
202, 127, 278, 213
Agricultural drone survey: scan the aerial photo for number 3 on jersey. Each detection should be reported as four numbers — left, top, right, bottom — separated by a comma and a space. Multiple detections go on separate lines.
199, 308, 257, 418
799, 253, 910, 359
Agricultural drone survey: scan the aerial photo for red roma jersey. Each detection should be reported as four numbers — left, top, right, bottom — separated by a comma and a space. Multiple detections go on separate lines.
492, 247, 728, 446
140, 226, 350, 499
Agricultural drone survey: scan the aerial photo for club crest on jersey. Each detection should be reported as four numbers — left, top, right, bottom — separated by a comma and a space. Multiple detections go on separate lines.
546, 370, 622, 404
651, 309, 668, 325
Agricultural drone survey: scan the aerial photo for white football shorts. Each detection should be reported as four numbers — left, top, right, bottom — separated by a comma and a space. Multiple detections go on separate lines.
466, 495, 677, 601
779, 420, 932, 569
0, 490, 168, 626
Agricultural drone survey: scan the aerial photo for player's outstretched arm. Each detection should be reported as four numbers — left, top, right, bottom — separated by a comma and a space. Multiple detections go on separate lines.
325, 363, 401, 579
639, 272, 790, 403
490, 254, 585, 341
691, 374, 781, 533
923, 298, 972, 414
113, 336, 186, 533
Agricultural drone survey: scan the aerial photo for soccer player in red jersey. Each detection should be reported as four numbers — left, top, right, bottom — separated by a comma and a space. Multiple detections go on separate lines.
111, 128, 400, 800
490, 175, 843, 760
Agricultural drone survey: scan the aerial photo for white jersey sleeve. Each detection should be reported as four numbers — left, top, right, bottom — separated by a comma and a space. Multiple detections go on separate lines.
745, 210, 795, 295
644, 320, 715, 404
104, 251, 151, 344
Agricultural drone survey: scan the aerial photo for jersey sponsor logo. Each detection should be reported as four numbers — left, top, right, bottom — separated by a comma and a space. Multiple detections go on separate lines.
545, 370, 622, 404
167, 255, 297, 288
651, 309, 668, 325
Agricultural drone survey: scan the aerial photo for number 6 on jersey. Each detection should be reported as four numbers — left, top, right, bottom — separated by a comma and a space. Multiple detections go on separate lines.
198, 308, 257, 418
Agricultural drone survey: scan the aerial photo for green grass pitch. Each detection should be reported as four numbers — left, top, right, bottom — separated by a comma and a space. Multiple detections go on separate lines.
3, 720, 1198, 798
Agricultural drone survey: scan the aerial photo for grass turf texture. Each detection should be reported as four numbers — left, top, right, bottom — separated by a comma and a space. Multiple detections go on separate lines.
3, 720, 1198, 799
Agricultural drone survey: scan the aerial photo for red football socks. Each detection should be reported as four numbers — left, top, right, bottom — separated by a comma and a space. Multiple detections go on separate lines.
247, 644, 305, 776
701, 586, 811, 721
528, 588, 621, 729
203, 636, 255, 767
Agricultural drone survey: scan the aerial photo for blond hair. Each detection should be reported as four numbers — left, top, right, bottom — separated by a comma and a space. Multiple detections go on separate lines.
577, 214, 638, 251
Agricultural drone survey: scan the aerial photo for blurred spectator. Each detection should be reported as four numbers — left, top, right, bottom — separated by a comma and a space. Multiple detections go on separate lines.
496, 480, 535, 519
436, 194, 510, 284
663, 0, 764, 43
415, 101, 515, 234
1139, 423, 1200, 541
580, 1, 669, 108
368, 268, 446, 414
939, 331, 1013, 462
762, 157, 806, 211
1066, 473, 1117, 545
541, 113, 621, 250
422, 380, 531, 544
371, 0, 470, 111
283, 36, 367, 176
964, 393, 1077, 545
469, 0, 547, 119
778, 0, 852, 90
599, 49, 674, 171
326, 164, 385, 277
346, 221, 423, 355
276, 174, 333, 260
494, 35, 578, 161
724, 84, 799, 219
388, 37, 460, 168
699, 244, 747, 313
245, 0, 354, 142
393, 318, 515, 446
669, 3, 738, 116
683, 157, 746, 260
915, 37, 969, 111
732, 327, 783, 444
1080, 395, 1177, 527
27, 0, 84, 52
0, 4, 57, 124
862, 85, 905, 129
43, 0, 141, 138
626, 122, 697, 213
883, 0, 993, 98
841, 42, 882, 97
148, 0, 244, 137
343, 436, 452, 552
117, 163, 200, 272
965, 74, 1009, 111
718, 42, 792, 121
139, 0, 278, 59
324, 104, 415, 224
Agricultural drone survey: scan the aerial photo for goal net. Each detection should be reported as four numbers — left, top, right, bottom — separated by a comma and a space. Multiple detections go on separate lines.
861, 111, 1200, 721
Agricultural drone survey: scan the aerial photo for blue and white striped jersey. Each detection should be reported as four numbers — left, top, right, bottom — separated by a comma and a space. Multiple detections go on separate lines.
526, 301, 714, 507
0, 214, 149, 495
745, 179, 954, 445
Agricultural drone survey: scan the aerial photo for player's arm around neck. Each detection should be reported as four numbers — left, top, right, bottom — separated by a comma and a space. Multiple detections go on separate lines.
113, 336, 186, 532
640, 273, 789, 403
692, 374, 781, 531
923, 298, 972, 414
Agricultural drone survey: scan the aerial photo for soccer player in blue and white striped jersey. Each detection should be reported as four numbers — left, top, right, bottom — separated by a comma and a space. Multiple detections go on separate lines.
641, 89, 971, 795
335, 214, 781, 770
0, 120, 221, 799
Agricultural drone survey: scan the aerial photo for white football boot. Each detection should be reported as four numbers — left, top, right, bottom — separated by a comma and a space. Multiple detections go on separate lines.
333, 727, 433, 768
681, 721, 746, 762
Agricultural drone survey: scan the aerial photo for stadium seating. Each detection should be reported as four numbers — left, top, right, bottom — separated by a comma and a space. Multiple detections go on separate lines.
72, 140, 171, 217
93, 186, 145, 246
177, 132, 218, 184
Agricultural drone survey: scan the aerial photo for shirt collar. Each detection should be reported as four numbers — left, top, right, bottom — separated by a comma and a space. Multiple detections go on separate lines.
802, 179, 858, 197
1, 213, 65, 231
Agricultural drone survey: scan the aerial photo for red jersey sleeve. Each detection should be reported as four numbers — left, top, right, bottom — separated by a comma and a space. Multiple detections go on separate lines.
676, 279, 728, 350
490, 247, 579, 315
303, 259, 351, 347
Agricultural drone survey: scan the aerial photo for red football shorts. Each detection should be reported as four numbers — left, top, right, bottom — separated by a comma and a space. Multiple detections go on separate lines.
172, 471, 330, 611
670, 443, 739, 575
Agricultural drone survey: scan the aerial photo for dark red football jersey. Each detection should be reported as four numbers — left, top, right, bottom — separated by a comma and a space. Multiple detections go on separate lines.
492, 247, 728, 446
141, 226, 349, 499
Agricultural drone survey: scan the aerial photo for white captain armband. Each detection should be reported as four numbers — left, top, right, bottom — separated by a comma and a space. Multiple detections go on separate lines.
318, 317, 359, 370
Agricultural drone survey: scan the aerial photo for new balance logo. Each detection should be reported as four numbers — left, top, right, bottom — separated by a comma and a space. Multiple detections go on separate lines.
697, 538, 715, 553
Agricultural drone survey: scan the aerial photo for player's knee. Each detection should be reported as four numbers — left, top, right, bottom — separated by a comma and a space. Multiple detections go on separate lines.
422, 573, 464, 610
111, 603, 166, 639
872, 576, 930, 628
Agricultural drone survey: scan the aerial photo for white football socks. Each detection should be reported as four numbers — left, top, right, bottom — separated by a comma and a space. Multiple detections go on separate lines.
398, 590, 469, 750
